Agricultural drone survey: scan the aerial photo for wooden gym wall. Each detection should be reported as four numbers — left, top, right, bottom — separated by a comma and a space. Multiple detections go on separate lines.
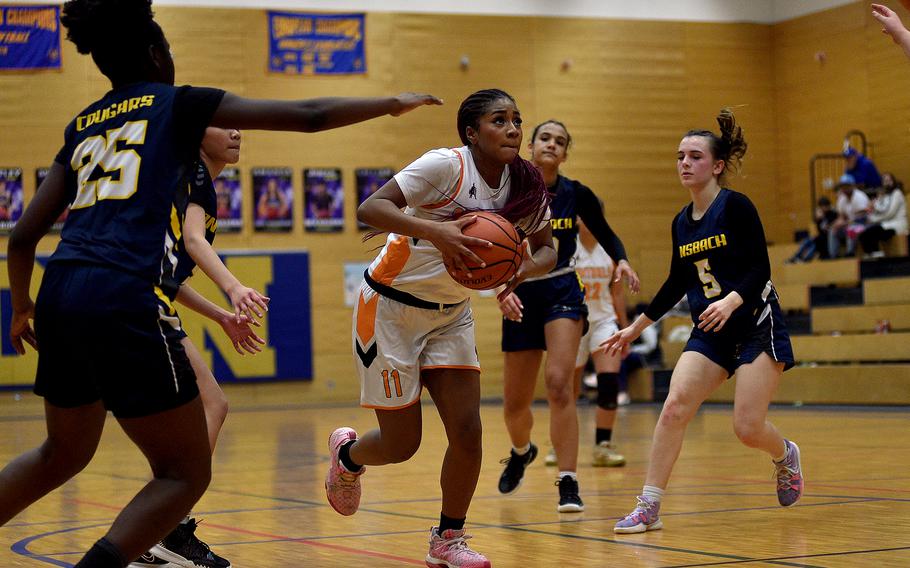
1, 2, 903, 400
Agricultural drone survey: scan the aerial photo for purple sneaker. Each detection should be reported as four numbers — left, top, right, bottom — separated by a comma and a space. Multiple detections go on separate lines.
325, 427, 365, 516
614, 495, 663, 534
775, 439, 803, 507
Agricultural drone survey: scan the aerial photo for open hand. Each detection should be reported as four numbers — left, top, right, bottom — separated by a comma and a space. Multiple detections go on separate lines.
392, 93, 444, 116
228, 284, 270, 324
220, 313, 266, 355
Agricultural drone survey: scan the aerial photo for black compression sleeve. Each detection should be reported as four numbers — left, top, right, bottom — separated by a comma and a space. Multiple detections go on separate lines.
576, 183, 627, 261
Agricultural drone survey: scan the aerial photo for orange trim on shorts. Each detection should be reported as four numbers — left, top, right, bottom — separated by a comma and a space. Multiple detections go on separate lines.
361, 393, 422, 411
422, 150, 465, 210
355, 291, 379, 346
370, 236, 411, 286
419, 365, 482, 373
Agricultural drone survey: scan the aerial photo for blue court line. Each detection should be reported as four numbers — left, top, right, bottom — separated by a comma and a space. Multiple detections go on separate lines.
11, 493, 900, 568
10, 522, 110, 567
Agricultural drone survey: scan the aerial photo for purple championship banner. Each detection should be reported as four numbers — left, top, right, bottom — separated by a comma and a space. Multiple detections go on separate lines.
304, 168, 343, 233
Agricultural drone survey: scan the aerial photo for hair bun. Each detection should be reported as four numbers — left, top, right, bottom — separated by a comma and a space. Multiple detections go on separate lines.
62, 0, 154, 54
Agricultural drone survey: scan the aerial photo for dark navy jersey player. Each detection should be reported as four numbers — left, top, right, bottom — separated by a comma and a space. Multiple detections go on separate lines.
604, 109, 802, 536
497, 119, 640, 513
3, 0, 442, 566
652, 187, 788, 366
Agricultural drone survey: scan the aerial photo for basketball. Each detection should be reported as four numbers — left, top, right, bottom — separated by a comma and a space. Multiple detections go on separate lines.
446, 211, 522, 290
903, 0, 910, 11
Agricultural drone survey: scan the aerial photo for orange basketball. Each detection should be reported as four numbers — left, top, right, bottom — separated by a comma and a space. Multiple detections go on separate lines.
447, 211, 522, 290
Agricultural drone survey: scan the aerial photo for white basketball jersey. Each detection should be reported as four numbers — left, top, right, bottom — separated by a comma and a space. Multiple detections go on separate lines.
367, 146, 549, 304
573, 239, 617, 322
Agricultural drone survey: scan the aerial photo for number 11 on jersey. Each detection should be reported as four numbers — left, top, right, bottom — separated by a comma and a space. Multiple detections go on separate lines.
381, 369, 402, 398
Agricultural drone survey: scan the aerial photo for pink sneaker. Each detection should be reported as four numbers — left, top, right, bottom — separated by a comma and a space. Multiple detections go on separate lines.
325, 427, 364, 516
426, 527, 491, 568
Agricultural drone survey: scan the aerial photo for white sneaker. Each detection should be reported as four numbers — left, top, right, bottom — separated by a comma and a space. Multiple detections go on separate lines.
592, 441, 626, 467
544, 447, 557, 466
617, 391, 631, 406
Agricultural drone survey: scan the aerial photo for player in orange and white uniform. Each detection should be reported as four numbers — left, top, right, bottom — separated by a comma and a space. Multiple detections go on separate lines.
325, 89, 555, 568
573, 214, 629, 468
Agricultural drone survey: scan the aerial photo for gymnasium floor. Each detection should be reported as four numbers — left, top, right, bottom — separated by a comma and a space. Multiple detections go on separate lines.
1, 383, 908, 567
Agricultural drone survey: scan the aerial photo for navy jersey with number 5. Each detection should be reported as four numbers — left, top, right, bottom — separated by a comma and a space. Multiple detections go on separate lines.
51, 82, 224, 282
645, 189, 778, 338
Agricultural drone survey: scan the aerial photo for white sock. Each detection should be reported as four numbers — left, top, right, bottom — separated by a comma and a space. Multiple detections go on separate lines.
558, 471, 577, 481
513, 443, 531, 456
642, 485, 664, 502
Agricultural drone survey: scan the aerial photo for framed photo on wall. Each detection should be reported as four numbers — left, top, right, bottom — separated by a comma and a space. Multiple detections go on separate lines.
252, 167, 293, 232
355, 168, 394, 230
215, 167, 242, 233
304, 168, 343, 233
0, 168, 23, 235
36, 167, 70, 233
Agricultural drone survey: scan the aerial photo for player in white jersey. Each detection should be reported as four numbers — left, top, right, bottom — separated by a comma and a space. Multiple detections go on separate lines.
573, 214, 628, 467
325, 89, 555, 568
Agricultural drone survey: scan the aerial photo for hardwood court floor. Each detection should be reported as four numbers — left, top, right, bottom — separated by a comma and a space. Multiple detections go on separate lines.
1, 384, 909, 567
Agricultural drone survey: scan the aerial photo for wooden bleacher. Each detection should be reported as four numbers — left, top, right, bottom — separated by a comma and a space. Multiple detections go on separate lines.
714, 245, 910, 405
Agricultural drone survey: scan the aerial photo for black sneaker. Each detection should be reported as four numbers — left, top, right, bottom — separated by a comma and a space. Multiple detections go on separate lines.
149, 518, 231, 568
556, 475, 584, 513
498, 443, 538, 495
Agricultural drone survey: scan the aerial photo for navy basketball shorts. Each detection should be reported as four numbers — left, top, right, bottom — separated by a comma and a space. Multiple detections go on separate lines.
683, 300, 795, 377
33, 262, 199, 418
502, 271, 588, 352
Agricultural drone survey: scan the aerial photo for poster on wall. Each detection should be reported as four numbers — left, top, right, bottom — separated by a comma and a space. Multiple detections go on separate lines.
304, 168, 343, 233
214, 166, 242, 233
355, 168, 393, 230
0, 5, 61, 71
36, 167, 69, 233
0, 168, 23, 234
252, 167, 293, 232
268, 11, 365, 75
343, 261, 371, 307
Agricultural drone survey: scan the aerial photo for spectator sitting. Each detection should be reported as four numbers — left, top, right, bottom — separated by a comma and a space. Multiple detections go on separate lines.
617, 303, 663, 405
844, 147, 882, 189
859, 172, 908, 258
787, 196, 837, 263
828, 174, 871, 258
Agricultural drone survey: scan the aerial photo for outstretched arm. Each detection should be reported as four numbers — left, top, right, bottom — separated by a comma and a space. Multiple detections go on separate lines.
872, 4, 910, 58
184, 203, 269, 324
210, 93, 443, 132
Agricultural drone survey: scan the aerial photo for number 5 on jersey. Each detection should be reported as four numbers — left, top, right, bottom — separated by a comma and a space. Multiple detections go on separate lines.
381, 369, 402, 398
70, 120, 147, 209
695, 258, 721, 298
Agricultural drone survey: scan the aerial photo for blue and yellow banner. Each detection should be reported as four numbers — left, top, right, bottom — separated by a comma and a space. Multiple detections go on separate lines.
268, 11, 364, 75
0, 251, 313, 387
0, 5, 60, 71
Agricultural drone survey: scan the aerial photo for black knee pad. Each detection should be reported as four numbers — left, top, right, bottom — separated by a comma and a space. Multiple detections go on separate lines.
597, 372, 619, 410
